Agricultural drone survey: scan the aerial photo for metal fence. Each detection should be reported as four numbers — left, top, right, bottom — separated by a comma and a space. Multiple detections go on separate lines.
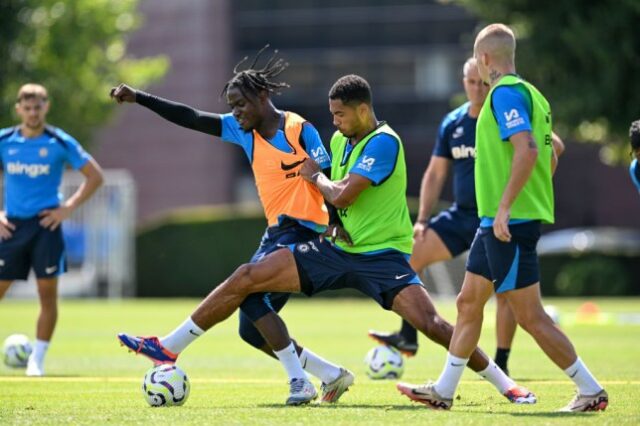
3, 169, 136, 299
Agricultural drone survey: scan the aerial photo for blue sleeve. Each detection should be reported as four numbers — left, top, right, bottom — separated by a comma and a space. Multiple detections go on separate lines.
349, 133, 399, 185
432, 117, 452, 159
301, 123, 331, 169
492, 85, 532, 141
60, 133, 91, 170
631, 159, 640, 193
220, 113, 254, 159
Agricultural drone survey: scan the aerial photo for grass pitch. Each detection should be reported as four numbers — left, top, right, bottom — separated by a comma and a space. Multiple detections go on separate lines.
1, 297, 639, 425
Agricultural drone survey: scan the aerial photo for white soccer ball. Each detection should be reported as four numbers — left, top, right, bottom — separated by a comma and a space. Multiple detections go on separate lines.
364, 345, 404, 380
3, 334, 32, 368
544, 305, 561, 325
142, 364, 190, 407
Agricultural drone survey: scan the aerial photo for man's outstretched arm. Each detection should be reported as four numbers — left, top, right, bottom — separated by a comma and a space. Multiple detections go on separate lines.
110, 83, 222, 136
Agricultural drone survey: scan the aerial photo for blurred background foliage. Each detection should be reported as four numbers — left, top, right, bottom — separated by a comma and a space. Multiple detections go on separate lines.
0, 0, 168, 147
450, 0, 640, 164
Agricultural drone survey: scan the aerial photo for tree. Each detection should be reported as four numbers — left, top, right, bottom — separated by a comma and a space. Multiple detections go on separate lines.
450, 0, 640, 163
0, 0, 168, 147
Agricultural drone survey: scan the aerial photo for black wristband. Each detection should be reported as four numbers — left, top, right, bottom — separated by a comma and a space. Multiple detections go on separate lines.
135, 90, 151, 105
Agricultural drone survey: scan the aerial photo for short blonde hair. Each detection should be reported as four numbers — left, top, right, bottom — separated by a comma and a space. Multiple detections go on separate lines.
474, 23, 516, 65
462, 57, 477, 77
16, 83, 48, 103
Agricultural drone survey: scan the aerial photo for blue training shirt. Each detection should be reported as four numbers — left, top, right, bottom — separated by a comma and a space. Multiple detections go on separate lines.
220, 113, 331, 169
0, 126, 91, 218
480, 82, 534, 227
345, 132, 399, 185
631, 159, 640, 194
433, 102, 477, 210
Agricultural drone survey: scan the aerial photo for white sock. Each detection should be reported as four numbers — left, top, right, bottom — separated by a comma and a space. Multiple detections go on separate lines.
32, 339, 49, 364
434, 353, 468, 399
160, 317, 205, 354
564, 357, 603, 395
273, 342, 307, 381
478, 358, 515, 394
299, 348, 341, 384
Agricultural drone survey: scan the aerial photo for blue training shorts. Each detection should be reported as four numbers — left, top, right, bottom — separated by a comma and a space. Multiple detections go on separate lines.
238, 220, 319, 347
429, 205, 480, 256
466, 220, 541, 293
289, 238, 423, 310
0, 216, 66, 280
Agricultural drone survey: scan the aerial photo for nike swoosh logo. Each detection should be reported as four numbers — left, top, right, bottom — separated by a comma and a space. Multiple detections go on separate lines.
395, 274, 410, 280
45, 266, 57, 274
189, 329, 201, 337
451, 363, 465, 367
280, 159, 306, 171
569, 369, 578, 378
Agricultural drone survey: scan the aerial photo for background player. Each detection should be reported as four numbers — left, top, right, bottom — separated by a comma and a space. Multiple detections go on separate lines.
397, 24, 607, 412
117, 74, 536, 406
0, 83, 104, 376
111, 48, 351, 405
370, 58, 565, 377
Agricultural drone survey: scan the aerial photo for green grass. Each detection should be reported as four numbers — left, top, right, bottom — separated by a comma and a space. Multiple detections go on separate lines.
1, 297, 639, 425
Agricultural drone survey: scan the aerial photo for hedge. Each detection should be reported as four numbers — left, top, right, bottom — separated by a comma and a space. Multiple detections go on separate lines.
136, 203, 639, 297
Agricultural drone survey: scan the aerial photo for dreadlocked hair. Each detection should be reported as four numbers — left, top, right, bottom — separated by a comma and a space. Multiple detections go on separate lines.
221, 45, 290, 99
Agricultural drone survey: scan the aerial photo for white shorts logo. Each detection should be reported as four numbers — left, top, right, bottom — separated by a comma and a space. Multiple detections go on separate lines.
297, 243, 310, 253
45, 266, 58, 274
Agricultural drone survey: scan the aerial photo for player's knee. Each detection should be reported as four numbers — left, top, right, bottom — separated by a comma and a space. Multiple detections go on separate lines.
496, 293, 509, 307
231, 263, 260, 293
514, 308, 547, 334
238, 323, 265, 349
414, 312, 449, 339
456, 292, 481, 320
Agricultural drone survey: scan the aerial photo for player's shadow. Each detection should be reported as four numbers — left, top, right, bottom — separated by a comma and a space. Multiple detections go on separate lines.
500, 411, 604, 418
257, 403, 440, 411
258, 404, 603, 417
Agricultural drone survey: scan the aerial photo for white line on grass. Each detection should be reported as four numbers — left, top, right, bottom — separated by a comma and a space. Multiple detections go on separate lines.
0, 377, 638, 385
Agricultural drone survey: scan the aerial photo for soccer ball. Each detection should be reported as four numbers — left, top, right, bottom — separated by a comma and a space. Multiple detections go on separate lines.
544, 305, 561, 325
364, 345, 404, 380
3, 334, 32, 368
142, 364, 190, 407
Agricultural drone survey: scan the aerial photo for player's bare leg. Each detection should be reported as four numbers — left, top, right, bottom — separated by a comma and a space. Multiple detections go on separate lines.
505, 283, 607, 411
118, 248, 302, 364
391, 284, 490, 372
396, 272, 535, 408
191, 249, 300, 329
0, 280, 13, 299
495, 292, 517, 375
449, 272, 494, 358
27, 277, 58, 376
253, 311, 293, 352
369, 229, 451, 355
408, 228, 453, 272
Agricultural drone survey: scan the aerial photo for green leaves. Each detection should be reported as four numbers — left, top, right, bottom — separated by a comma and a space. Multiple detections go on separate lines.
0, 0, 169, 148
452, 0, 640, 164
